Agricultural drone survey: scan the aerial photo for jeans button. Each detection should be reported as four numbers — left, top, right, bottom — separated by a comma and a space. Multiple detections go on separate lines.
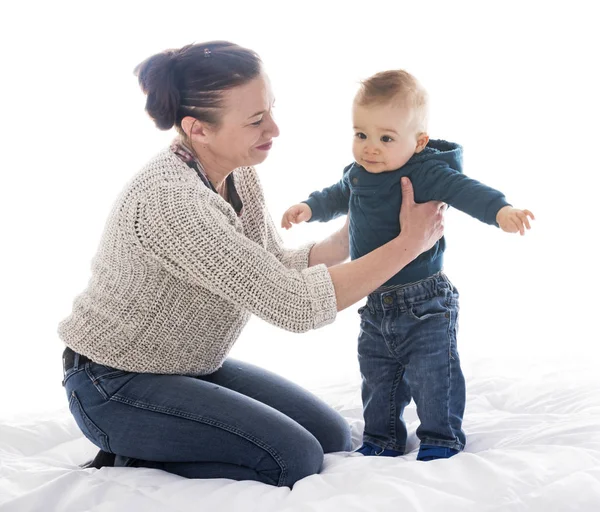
383, 296, 393, 305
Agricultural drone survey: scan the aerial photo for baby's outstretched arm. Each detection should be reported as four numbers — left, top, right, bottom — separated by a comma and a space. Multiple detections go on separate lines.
281, 203, 313, 229
283, 165, 352, 229
496, 206, 535, 235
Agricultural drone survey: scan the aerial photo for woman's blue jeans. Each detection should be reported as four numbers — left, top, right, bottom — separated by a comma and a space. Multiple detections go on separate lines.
62, 354, 352, 487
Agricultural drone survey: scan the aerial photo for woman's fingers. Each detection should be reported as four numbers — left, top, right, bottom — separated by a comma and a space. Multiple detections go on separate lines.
400, 177, 415, 205
436, 207, 444, 239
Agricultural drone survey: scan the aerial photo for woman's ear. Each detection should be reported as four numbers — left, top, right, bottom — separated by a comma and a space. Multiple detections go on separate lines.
181, 116, 210, 143
415, 133, 430, 153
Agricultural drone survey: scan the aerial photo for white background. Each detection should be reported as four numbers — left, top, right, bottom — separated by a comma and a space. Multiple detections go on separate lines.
0, 0, 598, 416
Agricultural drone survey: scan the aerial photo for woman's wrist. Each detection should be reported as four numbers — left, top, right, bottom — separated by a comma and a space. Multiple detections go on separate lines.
308, 218, 350, 267
393, 232, 420, 264
328, 233, 419, 312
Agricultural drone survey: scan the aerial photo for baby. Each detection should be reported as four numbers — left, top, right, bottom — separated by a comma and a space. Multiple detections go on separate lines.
281, 70, 534, 461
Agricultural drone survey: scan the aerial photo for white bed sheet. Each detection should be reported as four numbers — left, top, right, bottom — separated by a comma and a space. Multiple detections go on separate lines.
2, 358, 600, 512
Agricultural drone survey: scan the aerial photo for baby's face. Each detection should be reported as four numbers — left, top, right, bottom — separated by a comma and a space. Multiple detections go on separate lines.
352, 101, 420, 173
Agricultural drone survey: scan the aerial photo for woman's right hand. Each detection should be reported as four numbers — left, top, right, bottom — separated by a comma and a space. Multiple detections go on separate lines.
398, 177, 445, 258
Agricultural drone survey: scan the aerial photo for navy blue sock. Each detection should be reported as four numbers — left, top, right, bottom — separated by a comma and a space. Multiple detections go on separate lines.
355, 442, 404, 457
417, 444, 460, 461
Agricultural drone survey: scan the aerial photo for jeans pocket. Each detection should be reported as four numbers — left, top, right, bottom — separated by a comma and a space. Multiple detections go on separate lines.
448, 302, 460, 360
62, 367, 85, 387
87, 362, 136, 399
407, 295, 449, 322
68, 390, 111, 452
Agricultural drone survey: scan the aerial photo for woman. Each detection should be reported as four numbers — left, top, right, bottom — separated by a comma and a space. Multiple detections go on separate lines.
59, 41, 445, 487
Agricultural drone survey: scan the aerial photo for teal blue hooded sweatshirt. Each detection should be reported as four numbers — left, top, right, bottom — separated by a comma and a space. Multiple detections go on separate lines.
304, 140, 510, 286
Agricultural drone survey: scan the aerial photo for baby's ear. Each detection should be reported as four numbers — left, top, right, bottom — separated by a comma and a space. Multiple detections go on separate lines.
415, 133, 430, 153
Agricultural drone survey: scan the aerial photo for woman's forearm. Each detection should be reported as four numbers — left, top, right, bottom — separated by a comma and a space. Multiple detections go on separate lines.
319, 177, 445, 314
308, 217, 350, 267
327, 234, 418, 312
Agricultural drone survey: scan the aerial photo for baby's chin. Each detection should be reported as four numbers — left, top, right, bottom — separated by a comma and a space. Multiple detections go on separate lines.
358, 161, 394, 174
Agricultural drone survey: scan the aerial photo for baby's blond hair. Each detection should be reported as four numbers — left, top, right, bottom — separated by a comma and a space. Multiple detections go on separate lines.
355, 70, 429, 133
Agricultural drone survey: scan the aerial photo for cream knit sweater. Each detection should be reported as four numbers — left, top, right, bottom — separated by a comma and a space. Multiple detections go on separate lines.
58, 148, 337, 375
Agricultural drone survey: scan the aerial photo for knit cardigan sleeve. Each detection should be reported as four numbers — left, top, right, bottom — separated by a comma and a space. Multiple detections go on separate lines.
264, 211, 315, 271
243, 167, 314, 271
136, 182, 337, 333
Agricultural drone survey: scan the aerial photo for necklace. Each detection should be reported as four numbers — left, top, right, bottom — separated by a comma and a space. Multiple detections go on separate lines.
216, 178, 228, 200
199, 160, 228, 200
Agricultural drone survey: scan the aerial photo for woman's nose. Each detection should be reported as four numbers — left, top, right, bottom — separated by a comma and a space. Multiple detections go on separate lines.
271, 120, 280, 138
265, 114, 280, 138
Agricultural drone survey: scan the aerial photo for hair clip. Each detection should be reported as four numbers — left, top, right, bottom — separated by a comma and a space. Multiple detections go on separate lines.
204, 48, 212, 58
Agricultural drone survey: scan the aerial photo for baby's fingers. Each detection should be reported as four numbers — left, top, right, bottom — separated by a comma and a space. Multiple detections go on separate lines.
510, 216, 525, 235
281, 212, 293, 229
517, 211, 532, 231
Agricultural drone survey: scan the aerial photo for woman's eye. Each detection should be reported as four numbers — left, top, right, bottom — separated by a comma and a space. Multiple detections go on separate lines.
355, 132, 367, 140
251, 119, 263, 126
381, 135, 393, 143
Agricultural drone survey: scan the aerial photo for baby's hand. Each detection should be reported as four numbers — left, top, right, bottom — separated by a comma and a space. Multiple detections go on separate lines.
281, 203, 312, 229
496, 206, 535, 235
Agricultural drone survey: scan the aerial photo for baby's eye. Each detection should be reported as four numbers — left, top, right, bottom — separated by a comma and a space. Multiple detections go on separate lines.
381, 135, 394, 143
355, 132, 367, 140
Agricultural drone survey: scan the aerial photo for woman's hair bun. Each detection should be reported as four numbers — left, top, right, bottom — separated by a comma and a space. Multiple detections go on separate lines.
134, 50, 180, 130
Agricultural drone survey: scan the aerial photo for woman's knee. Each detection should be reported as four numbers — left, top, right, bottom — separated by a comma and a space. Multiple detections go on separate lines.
318, 410, 353, 453
277, 431, 324, 487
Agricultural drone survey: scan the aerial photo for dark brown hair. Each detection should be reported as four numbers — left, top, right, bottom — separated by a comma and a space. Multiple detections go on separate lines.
134, 41, 262, 132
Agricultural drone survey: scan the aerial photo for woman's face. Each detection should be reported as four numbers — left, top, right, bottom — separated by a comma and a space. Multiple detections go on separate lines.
201, 72, 279, 171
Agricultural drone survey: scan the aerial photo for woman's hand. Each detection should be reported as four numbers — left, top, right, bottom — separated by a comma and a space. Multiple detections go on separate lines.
326, 177, 445, 312
397, 177, 445, 257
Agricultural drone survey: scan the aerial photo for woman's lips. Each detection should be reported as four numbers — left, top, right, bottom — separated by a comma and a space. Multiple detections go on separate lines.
256, 141, 273, 150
